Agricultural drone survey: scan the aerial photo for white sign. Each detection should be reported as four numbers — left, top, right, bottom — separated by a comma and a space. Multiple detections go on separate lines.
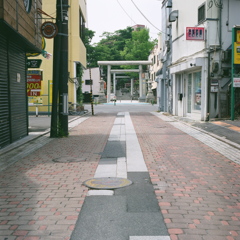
233, 78, 240, 87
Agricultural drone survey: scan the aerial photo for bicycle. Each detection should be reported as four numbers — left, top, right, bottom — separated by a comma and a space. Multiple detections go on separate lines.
68, 102, 88, 115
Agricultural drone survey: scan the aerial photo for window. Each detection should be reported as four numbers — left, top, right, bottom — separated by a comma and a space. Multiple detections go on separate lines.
198, 4, 205, 24
79, 10, 85, 41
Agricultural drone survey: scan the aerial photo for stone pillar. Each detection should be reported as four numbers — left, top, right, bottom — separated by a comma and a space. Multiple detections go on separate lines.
107, 65, 111, 102
113, 73, 116, 95
139, 65, 143, 98
131, 78, 133, 98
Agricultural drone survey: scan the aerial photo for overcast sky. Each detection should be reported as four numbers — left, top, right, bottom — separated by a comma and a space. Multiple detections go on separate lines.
86, 0, 162, 44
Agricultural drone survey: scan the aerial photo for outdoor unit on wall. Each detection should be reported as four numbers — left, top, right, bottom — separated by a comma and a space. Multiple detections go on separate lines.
221, 51, 231, 63
212, 62, 219, 73
169, 10, 178, 22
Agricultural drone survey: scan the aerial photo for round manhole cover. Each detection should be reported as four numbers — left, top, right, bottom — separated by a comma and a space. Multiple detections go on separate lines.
83, 177, 132, 189
52, 156, 86, 163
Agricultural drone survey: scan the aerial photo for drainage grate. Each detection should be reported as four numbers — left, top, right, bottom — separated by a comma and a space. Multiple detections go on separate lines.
52, 156, 86, 163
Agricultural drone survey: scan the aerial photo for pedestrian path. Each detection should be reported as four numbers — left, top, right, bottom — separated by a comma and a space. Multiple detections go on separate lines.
71, 112, 170, 240
152, 112, 240, 165
132, 112, 240, 240
0, 110, 240, 240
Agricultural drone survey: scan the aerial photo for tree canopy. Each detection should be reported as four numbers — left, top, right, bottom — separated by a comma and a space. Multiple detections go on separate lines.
85, 27, 156, 70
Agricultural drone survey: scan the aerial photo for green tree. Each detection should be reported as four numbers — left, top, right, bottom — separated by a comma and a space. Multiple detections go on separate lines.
121, 28, 155, 61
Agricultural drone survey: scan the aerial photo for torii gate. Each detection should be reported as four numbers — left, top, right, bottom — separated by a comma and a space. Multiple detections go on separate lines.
98, 61, 152, 102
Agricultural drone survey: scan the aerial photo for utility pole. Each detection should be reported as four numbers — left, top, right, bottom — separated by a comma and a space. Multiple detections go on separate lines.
58, 0, 69, 136
50, 0, 69, 137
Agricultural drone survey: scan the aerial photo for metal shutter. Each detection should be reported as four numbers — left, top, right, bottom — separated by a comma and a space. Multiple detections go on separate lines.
8, 41, 28, 142
0, 34, 11, 148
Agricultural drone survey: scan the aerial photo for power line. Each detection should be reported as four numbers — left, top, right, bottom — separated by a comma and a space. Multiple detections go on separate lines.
116, 0, 137, 25
130, 0, 162, 33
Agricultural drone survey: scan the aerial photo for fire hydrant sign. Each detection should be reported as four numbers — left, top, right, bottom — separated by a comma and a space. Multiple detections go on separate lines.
27, 70, 42, 96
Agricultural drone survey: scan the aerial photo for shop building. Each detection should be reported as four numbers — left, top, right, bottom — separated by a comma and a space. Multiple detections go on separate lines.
161, 0, 240, 121
28, 0, 87, 115
0, 0, 42, 148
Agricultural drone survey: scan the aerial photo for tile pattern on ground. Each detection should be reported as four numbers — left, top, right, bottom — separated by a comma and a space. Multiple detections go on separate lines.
131, 112, 240, 240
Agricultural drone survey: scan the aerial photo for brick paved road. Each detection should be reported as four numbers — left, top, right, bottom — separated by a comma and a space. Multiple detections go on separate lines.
132, 112, 240, 240
1, 110, 240, 240
0, 114, 115, 240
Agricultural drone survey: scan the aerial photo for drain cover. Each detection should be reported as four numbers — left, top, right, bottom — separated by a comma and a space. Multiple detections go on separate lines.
83, 177, 132, 189
52, 156, 85, 163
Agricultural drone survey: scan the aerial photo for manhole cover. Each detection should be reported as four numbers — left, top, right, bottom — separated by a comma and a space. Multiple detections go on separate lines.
83, 177, 132, 189
52, 156, 86, 163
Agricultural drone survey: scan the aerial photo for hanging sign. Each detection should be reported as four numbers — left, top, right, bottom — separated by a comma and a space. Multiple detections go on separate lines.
26, 37, 46, 57
27, 59, 42, 68
40, 22, 58, 39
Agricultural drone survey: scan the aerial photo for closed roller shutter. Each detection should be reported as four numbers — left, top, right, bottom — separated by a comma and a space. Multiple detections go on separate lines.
8, 41, 28, 142
0, 34, 11, 148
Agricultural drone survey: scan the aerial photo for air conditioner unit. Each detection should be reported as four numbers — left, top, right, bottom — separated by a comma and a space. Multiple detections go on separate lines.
211, 62, 219, 73
221, 51, 231, 62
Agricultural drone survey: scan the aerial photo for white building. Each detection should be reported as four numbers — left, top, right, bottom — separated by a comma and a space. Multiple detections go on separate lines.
164, 0, 240, 121
148, 34, 163, 105
82, 67, 101, 96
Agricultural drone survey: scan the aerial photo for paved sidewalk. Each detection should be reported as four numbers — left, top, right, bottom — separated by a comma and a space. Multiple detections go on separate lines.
132, 112, 240, 240
0, 108, 240, 240
0, 113, 115, 240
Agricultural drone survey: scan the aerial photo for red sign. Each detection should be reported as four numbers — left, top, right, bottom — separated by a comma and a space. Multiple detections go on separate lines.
186, 27, 204, 41
27, 79, 41, 96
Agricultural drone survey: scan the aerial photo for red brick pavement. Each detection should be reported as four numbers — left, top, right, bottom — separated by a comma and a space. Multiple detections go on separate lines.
131, 112, 240, 240
0, 114, 115, 240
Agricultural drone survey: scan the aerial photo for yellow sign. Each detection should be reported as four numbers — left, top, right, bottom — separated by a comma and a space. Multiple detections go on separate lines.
26, 37, 46, 57
234, 42, 240, 64
237, 30, 240, 43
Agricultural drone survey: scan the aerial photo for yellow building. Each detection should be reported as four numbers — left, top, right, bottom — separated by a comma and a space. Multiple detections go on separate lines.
28, 0, 87, 115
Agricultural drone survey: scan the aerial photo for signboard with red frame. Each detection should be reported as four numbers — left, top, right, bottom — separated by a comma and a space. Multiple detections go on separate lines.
186, 27, 205, 41
27, 70, 42, 96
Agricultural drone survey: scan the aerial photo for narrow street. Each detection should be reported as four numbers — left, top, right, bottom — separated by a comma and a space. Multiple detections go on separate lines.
0, 103, 240, 240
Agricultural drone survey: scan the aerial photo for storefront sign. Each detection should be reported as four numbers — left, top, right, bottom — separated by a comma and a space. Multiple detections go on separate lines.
27, 59, 42, 68
234, 42, 240, 64
27, 79, 41, 96
237, 30, 240, 43
27, 70, 42, 96
186, 27, 204, 41
26, 37, 46, 57
40, 22, 58, 39
233, 78, 240, 88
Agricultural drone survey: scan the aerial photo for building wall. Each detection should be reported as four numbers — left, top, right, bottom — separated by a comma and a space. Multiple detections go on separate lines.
0, 0, 42, 50
28, 0, 87, 114
168, 0, 240, 120
0, 0, 42, 148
